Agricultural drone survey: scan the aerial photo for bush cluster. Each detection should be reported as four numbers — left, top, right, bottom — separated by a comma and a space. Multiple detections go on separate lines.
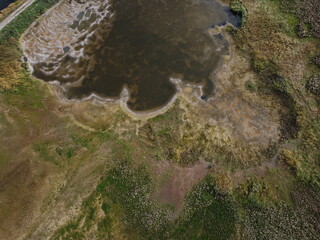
306, 75, 320, 96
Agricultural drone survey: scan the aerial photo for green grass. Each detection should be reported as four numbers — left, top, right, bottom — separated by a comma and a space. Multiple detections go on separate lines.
32, 132, 98, 165
0, 111, 12, 128
34, 140, 77, 165
148, 113, 170, 123
245, 81, 256, 91
53, 160, 169, 239
70, 133, 91, 148
0, 0, 60, 44
0, 0, 319, 239
33, 141, 58, 165
172, 177, 238, 240
53, 221, 84, 240
242, 199, 320, 240
55, 146, 75, 159
156, 127, 172, 137
147, 101, 182, 124
93, 163, 239, 240
0, 150, 12, 169
230, 0, 248, 26
52, 194, 99, 239
2, 71, 45, 110
92, 131, 114, 141
100, 160, 171, 238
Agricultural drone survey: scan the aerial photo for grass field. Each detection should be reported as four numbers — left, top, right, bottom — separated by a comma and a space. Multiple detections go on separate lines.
0, 0, 319, 239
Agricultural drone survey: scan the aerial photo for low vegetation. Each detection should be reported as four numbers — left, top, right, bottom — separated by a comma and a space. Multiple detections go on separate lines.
0, 0, 60, 43
0, 0, 319, 239
0, 0, 60, 89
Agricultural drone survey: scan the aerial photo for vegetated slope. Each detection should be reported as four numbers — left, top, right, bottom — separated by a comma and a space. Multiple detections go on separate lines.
0, 0, 319, 240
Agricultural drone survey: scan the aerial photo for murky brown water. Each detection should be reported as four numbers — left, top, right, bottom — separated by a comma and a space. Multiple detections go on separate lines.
27, 0, 240, 111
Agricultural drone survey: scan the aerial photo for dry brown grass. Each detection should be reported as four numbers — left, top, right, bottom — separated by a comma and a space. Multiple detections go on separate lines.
0, 42, 22, 89
235, 1, 317, 86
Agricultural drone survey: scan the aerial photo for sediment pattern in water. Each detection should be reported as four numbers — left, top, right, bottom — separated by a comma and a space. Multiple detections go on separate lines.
22, 0, 240, 111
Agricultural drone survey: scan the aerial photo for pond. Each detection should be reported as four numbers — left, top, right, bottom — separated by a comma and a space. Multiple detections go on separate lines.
23, 0, 240, 112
